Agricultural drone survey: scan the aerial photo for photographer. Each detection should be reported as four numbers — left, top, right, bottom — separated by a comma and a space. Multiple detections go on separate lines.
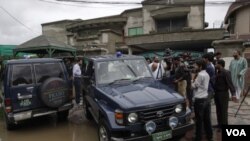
173, 57, 189, 108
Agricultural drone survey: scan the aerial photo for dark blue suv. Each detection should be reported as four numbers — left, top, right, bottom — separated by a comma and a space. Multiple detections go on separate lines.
0, 58, 73, 130
82, 55, 194, 141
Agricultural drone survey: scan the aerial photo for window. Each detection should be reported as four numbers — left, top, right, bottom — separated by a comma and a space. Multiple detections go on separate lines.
12, 65, 33, 86
229, 15, 236, 34
96, 59, 152, 84
128, 27, 143, 36
156, 16, 187, 33
35, 63, 65, 83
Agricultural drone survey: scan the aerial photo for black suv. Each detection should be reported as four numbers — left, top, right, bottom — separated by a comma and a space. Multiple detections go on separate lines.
82, 55, 194, 141
0, 58, 73, 130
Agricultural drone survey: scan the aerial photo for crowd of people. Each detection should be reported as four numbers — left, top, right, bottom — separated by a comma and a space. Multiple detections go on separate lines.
65, 50, 248, 141
147, 50, 248, 141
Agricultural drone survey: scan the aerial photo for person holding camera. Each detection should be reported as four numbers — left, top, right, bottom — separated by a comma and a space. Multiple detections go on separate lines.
173, 57, 190, 108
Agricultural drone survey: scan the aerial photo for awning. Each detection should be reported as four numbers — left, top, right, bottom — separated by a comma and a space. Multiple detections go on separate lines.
14, 35, 76, 58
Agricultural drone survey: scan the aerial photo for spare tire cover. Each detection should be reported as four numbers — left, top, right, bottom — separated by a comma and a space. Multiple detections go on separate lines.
40, 77, 69, 108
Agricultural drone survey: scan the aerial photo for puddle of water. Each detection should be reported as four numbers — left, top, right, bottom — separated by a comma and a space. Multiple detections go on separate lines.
0, 116, 98, 141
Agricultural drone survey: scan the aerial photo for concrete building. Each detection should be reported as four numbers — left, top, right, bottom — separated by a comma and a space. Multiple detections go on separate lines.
125, 0, 224, 55
213, 0, 250, 57
42, 0, 225, 56
66, 15, 126, 55
212, 0, 250, 87
42, 19, 80, 45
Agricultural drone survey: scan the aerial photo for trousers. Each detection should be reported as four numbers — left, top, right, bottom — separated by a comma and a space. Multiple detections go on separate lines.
74, 77, 82, 104
214, 91, 229, 128
194, 98, 213, 141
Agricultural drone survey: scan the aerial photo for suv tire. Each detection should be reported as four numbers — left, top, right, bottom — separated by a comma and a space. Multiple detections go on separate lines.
40, 77, 69, 108
4, 113, 15, 130
98, 119, 111, 141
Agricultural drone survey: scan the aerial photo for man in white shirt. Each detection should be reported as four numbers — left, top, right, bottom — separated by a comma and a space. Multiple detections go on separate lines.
192, 60, 213, 141
73, 58, 82, 105
148, 56, 165, 79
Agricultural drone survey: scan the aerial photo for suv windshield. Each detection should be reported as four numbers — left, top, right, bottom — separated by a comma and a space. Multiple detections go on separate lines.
96, 59, 152, 84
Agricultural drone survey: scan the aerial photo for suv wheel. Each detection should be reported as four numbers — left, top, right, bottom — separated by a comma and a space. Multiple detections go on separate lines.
4, 113, 15, 130
39, 77, 69, 108
84, 101, 93, 120
98, 120, 111, 141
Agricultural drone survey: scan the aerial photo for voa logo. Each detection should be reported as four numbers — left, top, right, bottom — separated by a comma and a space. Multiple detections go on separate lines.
226, 129, 247, 136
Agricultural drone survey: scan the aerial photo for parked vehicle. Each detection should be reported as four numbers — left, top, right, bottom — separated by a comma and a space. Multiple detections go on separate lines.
82, 54, 194, 141
0, 58, 73, 130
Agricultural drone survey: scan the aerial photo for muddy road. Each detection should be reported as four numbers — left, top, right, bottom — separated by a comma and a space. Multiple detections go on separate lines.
0, 101, 250, 141
0, 115, 98, 141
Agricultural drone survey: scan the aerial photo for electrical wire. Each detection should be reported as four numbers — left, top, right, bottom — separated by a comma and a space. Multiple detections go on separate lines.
57, 0, 141, 5
39, 0, 240, 8
39, 0, 136, 8
0, 6, 37, 34
55, 0, 240, 6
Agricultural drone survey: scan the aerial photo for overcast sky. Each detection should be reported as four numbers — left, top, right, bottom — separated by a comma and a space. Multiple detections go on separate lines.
0, 0, 235, 45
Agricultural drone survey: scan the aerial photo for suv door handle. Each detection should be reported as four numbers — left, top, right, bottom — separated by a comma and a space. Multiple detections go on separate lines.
17, 93, 33, 100
26, 87, 34, 93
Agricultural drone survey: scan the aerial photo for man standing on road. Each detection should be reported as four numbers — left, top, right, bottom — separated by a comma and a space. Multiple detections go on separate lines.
229, 50, 248, 101
214, 59, 237, 131
192, 60, 213, 141
73, 58, 82, 106
202, 53, 215, 100
173, 57, 189, 108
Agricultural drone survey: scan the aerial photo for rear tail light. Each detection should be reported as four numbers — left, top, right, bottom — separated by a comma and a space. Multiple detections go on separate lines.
4, 98, 12, 113
4, 98, 11, 106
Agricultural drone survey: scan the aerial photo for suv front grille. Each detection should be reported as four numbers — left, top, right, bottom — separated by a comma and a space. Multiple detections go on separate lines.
139, 104, 175, 122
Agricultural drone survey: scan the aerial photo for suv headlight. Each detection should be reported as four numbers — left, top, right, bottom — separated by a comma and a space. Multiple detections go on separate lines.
128, 113, 138, 123
175, 104, 183, 113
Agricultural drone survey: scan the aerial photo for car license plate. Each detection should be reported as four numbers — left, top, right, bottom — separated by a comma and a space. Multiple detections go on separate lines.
152, 130, 172, 141
19, 99, 32, 107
